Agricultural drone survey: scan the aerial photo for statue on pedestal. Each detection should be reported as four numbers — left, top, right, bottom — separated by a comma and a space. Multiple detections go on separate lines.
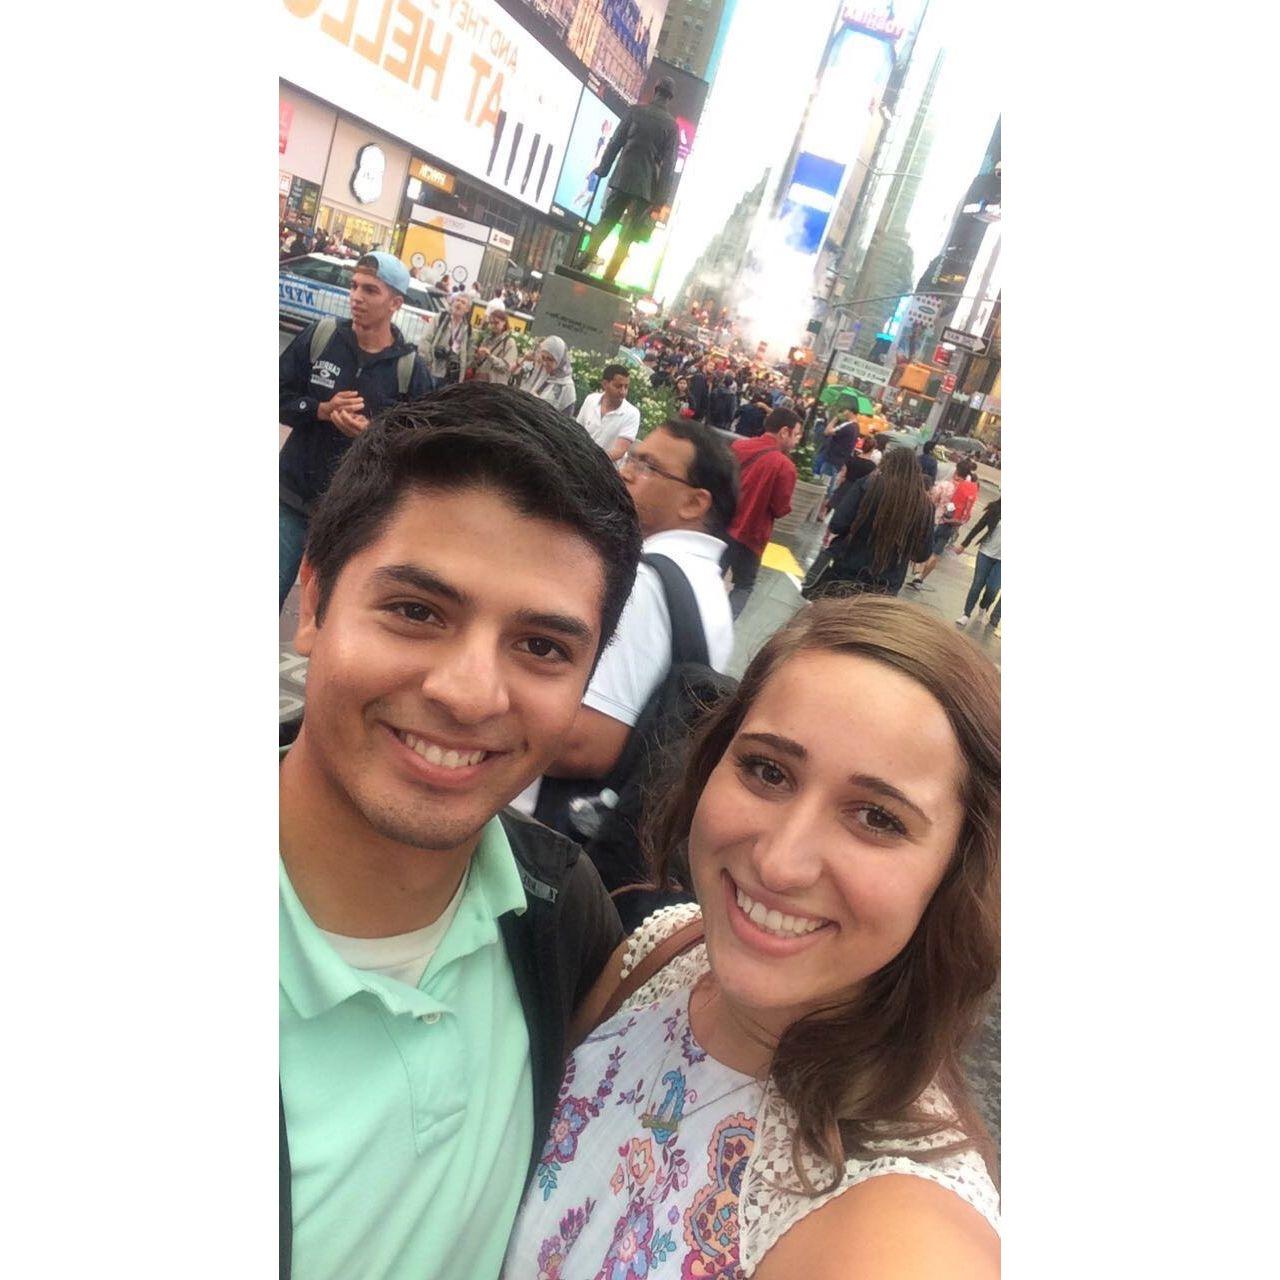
574, 76, 679, 285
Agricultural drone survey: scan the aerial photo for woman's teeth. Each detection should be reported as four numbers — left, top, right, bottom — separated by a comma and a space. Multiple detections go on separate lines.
735, 886, 824, 937
398, 731, 485, 769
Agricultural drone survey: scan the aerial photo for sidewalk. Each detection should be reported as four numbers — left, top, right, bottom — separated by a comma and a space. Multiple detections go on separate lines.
729, 481, 1001, 679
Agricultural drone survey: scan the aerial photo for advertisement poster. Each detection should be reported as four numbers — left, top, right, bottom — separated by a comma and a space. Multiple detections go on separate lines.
502, 0, 671, 105
778, 5, 904, 256
401, 208, 491, 292
552, 87, 619, 224
279, 0, 582, 213
637, 57, 709, 205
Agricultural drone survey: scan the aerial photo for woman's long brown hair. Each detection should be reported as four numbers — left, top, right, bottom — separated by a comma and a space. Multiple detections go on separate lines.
843, 447, 934, 576
643, 596, 1000, 1191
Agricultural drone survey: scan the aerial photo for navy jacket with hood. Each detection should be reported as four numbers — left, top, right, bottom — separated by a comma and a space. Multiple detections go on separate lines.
279, 318, 432, 513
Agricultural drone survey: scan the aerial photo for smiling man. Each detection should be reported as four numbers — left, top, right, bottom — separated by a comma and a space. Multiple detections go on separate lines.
278, 383, 642, 1280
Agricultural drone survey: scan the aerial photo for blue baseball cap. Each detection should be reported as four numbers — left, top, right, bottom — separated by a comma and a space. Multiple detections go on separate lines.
356, 251, 410, 297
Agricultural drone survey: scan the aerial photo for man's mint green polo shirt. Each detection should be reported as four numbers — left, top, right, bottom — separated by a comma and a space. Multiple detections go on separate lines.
280, 817, 533, 1280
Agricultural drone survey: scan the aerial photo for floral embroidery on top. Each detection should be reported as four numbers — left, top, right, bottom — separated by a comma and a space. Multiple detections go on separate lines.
680, 1113, 756, 1278
537, 1045, 625, 1200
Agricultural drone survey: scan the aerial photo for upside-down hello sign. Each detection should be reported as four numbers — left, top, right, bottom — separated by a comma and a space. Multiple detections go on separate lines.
280, 0, 584, 214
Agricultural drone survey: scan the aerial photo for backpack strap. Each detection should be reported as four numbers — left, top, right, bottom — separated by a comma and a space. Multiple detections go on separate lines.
396, 349, 416, 396
641, 553, 709, 667
308, 315, 337, 364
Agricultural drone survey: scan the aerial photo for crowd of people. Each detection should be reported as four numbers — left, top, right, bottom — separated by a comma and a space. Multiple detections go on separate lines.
276, 253, 1001, 1278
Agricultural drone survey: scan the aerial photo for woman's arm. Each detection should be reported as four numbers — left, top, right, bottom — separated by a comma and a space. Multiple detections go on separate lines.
829, 477, 868, 538
751, 1174, 998, 1280
960, 503, 996, 549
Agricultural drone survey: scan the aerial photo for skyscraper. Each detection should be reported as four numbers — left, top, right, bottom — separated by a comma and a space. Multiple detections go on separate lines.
653, 0, 728, 80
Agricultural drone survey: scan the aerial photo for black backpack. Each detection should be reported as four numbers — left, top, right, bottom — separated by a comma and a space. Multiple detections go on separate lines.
534, 553, 737, 930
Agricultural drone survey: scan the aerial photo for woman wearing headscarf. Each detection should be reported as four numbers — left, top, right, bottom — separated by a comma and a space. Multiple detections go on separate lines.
523, 336, 577, 413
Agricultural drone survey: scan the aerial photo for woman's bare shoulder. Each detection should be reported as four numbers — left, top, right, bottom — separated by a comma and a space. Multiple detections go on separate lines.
751, 1171, 999, 1280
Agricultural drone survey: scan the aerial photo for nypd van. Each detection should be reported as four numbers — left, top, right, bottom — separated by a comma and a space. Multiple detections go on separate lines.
279, 254, 450, 347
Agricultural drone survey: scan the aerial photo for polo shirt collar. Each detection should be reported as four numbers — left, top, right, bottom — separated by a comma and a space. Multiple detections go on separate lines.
279, 816, 527, 1021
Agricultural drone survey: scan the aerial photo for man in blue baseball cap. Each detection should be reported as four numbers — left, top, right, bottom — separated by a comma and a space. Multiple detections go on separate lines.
279, 251, 433, 611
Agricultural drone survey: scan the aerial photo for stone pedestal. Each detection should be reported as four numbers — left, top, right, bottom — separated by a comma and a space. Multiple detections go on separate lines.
530, 267, 631, 357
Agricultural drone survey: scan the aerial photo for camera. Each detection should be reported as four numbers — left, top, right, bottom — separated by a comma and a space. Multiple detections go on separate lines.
434, 346, 450, 361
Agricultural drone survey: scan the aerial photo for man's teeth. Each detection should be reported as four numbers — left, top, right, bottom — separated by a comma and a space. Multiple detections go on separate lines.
735, 886, 824, 937
399, 732, 486, 769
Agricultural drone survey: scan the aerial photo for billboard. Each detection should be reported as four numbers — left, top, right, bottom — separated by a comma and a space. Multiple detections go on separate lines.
552, 87, 619, 223
400, 208, 492, 292
637, 57, 709, 205
501, 0, 671, 105
778, 8, 897, 257
279, 0, 583, 214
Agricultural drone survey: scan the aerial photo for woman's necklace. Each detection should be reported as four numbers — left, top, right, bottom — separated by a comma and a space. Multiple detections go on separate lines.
637, 985, 765, 1143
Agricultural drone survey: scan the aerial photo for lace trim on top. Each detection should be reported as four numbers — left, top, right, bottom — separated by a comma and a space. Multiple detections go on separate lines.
615, 906, 1000, 1274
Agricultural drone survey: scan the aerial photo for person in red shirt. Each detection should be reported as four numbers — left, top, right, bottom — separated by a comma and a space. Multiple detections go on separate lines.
721, 407, 803, 618
910, 457, 980, 588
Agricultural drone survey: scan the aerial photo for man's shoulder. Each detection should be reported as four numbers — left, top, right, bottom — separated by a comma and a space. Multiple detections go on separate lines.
497, 807, 584, 903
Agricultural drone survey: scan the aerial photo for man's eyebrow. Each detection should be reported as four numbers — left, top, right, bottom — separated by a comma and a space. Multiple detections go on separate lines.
737, 732, 932, 825
369, 564, 469, 606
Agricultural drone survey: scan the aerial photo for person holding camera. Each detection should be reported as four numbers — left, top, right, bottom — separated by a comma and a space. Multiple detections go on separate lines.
418, 294, 473, 387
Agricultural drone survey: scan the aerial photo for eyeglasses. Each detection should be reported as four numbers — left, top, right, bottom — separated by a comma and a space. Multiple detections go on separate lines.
617, 449, 700, 488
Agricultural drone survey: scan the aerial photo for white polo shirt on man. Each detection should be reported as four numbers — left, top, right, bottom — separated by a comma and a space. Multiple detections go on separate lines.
576, 391, 641, 454
582, 528, 734, 729
508, 528, 733, 817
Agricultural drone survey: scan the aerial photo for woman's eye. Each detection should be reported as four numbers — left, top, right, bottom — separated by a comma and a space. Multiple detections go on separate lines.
738, 754, 789, 789
853, 805, 907, 837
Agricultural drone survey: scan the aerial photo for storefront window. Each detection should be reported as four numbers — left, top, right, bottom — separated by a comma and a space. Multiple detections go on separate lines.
319, 206, 390, 254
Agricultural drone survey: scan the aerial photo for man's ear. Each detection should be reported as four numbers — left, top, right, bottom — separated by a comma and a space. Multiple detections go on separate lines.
293, 558, 321, 656
682, 485, 713, 528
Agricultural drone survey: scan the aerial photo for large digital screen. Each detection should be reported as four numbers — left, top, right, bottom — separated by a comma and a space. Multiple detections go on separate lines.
778, 6, 897, 256
637, 57, 709, 204
501, 0, 672, 106
552, 87, 620, 224
279, 0, 582, 213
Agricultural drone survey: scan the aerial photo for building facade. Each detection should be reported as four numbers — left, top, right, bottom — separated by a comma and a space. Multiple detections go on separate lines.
653, 0, 726, 79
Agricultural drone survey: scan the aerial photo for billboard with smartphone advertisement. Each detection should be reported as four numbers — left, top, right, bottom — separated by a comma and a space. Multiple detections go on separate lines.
552, 87, 619, 224
279, 0, 582, 214
501, 0, 671, 106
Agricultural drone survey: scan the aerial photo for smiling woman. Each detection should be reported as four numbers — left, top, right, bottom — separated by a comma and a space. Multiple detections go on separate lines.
501, 596, 1000, 1279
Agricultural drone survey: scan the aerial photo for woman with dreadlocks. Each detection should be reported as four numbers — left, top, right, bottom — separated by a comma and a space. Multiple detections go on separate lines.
811, 447, 935, 598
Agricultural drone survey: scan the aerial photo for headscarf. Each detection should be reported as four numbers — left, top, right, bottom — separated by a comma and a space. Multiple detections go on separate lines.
526, 335, 576, 409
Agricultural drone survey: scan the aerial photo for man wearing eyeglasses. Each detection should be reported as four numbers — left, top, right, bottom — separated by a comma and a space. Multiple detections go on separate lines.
513, 420, 738, 817
576, 364, 641, 461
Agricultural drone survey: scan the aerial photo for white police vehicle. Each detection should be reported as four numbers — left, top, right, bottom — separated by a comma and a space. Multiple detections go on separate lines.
279, 254, 450, 347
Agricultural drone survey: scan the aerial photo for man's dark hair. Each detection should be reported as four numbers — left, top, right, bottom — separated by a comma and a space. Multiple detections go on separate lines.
922, 439, 938, 455
653, 419, 739, 537
764, 407, 801, 435
304, 383, 643, 656
601, 363, 630, 384
653, 76, 675, 101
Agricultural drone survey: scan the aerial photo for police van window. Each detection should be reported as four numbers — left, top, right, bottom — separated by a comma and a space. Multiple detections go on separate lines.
287, 258, 327, 280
